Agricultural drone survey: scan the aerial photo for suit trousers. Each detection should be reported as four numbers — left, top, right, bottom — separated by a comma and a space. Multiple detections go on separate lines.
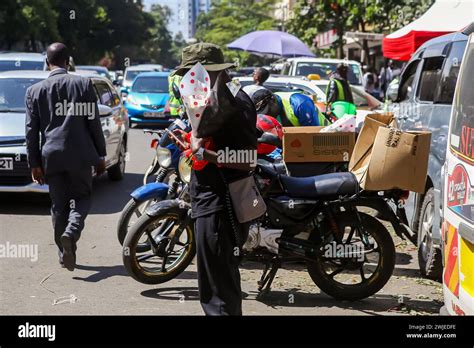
194, 210, 249, 316
46, 167, 93, 252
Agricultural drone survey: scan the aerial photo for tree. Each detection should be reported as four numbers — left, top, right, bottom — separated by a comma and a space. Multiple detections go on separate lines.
55, 0, 110, 63
0, 0, 28, 50
146, 4, 174, 67
170, 32, 188, 68
21, 0, 60, 51
287, 0, 435, 63
0, 0, 190, 70
195, 0, 277, 66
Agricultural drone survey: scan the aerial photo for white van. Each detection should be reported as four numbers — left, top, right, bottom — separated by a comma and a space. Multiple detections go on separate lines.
441, 28, 474, 315
280, 57, 363, 86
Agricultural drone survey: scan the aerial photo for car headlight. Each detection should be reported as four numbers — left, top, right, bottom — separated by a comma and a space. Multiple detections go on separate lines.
157, 146, 172, 168
178, 155, 192, 184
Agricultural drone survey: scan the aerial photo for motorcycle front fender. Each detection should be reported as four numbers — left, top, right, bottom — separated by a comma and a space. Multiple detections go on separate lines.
130, 182, 169, 202
145, 198, 191, 220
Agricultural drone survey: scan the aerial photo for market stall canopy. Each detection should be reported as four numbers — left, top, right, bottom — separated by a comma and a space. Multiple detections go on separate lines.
383, 0, 474, 61
227, 30, 315, 58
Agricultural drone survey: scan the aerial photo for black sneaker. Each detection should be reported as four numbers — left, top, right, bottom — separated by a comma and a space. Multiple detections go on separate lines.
60, 235, 76, 271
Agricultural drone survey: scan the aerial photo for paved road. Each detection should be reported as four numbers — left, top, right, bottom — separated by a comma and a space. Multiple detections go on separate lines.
0, 128, 443, 315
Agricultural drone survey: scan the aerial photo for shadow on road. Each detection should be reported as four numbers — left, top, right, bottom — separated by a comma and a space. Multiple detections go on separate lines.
89, 172, 144, 215
175, 270, 198, 280
253, 289, 442, 314
395, 251, 413, 265
141, 286, 200, 301
72, 263, 128, 282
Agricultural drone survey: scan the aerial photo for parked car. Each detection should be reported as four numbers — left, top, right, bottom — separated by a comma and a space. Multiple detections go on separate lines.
441, 24, 474, 315
0, 70, 129, 193
237, 75, 381, 125
121, 64, 164, 96
124, 71, 173, 127
0, 52, 46, 72
281, 57, 364, 86
76, 65, 113, 81
388, 31, 469, 280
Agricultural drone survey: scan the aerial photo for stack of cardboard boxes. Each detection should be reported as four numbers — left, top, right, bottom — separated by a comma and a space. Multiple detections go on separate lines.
282, 113, 431, 193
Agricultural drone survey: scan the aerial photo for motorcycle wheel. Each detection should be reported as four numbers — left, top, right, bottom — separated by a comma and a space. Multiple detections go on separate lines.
307, 212, 395, 301
123, 211, 195, 284
117, 198, 154, 250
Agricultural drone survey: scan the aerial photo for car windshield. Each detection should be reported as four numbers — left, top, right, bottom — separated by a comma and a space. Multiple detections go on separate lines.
295, 62, 362, 85
450, 42, 474, 158
0, 78, 42, 112
0, 60, 44, 72
125, 70, 150, 82
131, 76, 168, 93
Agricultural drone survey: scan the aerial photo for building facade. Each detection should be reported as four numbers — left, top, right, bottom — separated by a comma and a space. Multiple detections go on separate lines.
146, 0, 210, 41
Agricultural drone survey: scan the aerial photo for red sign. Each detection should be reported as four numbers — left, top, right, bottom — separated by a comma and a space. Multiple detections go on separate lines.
447, 164, 469, 207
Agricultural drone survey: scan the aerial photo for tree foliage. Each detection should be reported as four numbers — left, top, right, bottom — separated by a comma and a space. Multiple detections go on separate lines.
195, 0, 277, 67
0, 0, 182, 69
287, 0, 435, 61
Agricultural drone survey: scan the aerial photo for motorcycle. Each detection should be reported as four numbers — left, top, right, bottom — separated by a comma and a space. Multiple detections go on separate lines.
116, 119, 190, 248
122, 134, 414, 301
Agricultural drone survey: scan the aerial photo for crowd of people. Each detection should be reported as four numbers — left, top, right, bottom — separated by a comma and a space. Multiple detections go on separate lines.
362, 59, 402, 101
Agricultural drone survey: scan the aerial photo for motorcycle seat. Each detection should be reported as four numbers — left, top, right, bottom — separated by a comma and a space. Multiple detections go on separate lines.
279, 172, 359, 199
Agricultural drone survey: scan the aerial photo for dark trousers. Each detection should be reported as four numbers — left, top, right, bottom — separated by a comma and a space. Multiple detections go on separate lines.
195, 211, 249, 316
46, 167, 92, 252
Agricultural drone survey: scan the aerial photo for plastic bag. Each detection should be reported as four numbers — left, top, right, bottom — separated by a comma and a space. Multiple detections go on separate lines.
178, 62, 211, 132
320, 114, 356, 133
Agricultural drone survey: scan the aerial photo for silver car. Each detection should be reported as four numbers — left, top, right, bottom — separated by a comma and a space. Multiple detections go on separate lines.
0, 70, 129, 193
0, 52, 46, 72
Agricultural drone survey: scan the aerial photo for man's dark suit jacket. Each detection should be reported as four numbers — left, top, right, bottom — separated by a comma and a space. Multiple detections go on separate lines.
25, 68, 106, 175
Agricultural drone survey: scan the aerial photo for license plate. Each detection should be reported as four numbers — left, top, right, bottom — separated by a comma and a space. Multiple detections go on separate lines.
144, 111, 164, 118
0, 157, 13, 170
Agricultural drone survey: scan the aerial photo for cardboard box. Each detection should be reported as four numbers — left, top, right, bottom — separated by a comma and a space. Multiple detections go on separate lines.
283, 126, 355, 163
349, 114, 431, 193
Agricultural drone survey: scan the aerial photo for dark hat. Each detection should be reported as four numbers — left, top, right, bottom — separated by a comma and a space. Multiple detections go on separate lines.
171, 42, 236, 76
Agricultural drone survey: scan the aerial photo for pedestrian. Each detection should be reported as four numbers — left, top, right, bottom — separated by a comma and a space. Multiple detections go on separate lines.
325, 63, 355, 107
167, 73, 183, 117
172, 43, 257, 316
243, 67, 270, 99
25, 42, 106, 271
379, 59, 394, 98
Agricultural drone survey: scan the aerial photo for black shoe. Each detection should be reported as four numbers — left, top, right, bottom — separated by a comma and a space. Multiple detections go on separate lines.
60, 235, 76, 271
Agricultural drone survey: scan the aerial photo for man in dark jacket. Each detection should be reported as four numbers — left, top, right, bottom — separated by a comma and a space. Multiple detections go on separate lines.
25, 42, 106, 271
172, 43, 257, 316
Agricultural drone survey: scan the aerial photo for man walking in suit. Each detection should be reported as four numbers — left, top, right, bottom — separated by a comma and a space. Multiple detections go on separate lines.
25, 43, 106, 271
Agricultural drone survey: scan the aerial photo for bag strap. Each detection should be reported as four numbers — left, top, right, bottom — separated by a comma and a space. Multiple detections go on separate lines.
218, 169, 243, 250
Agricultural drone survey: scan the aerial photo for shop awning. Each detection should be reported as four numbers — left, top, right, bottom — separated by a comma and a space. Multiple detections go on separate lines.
383, 0, 474, 61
